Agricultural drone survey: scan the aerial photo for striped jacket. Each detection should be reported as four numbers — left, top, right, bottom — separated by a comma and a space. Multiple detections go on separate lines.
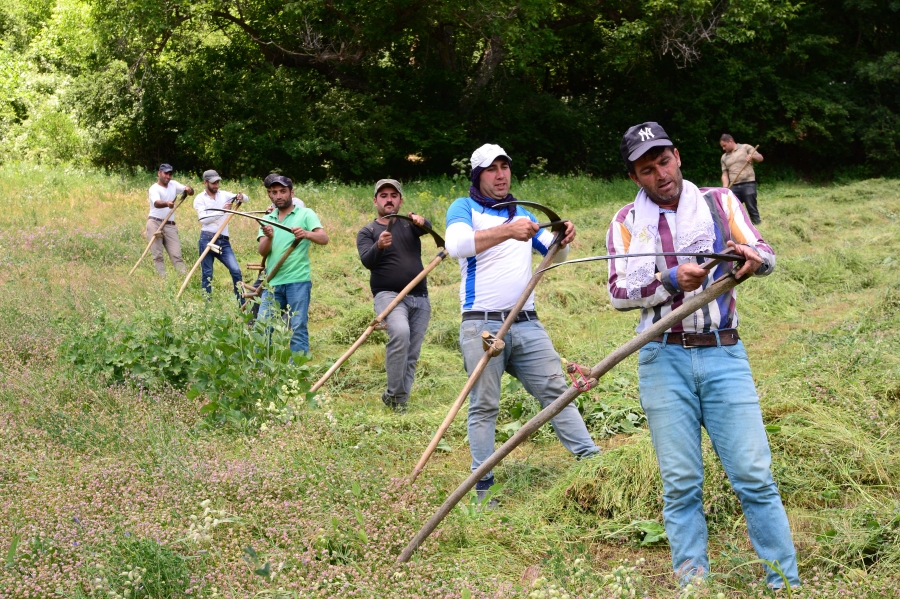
606, 185, 775, 334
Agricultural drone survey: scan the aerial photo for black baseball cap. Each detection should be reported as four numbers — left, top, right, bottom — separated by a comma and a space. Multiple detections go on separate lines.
264, 174, 293, 189
158, 163, 174, 173
620, 122, 674, 165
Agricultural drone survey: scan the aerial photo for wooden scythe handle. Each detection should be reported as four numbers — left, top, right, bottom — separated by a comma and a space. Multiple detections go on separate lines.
397, 270, 748, 563
310, 249, 448, 394
176, 201, 243, 298
408, 230, 566, 485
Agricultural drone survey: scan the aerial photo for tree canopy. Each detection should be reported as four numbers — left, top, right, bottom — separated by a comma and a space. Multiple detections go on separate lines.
1, 0, 898, 180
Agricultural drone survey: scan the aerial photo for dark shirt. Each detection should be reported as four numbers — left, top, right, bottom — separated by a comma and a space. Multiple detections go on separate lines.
357, 217, 432, 296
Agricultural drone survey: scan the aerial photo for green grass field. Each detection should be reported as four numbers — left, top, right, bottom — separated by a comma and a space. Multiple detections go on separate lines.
1, 164, 899, 598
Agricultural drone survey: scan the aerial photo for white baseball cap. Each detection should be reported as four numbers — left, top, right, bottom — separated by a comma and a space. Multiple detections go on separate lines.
470, 144, 512, 170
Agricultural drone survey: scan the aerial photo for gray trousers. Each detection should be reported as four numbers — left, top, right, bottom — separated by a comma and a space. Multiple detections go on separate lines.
145, 219, 186, 276
373, 292, 431, 406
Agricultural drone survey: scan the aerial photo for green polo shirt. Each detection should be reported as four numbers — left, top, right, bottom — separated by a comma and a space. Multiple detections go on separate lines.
256, 206, 323, 286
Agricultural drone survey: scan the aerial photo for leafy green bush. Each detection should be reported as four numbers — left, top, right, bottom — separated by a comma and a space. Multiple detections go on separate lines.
62, 304, 315, 429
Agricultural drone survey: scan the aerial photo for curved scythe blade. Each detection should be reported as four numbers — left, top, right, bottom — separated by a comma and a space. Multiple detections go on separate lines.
536, 251, 742, 274
206, 208, 294, 233
492, 200, 567, 232
384, 214, 446, 248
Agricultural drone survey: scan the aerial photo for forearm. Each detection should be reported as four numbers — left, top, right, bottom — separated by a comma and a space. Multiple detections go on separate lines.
154, 200, 170, 208
258, 237, 272, 257
357, 234, 379, 268
721, 172, 729, 187
307, 228, 329, 245
474, 225, 513, 253
752, 153, 764, 163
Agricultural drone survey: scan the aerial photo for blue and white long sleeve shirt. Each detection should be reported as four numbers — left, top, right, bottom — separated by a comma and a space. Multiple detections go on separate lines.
445, 197, 568, 313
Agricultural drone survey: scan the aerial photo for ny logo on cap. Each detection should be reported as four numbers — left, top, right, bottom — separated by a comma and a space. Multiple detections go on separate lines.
638, 127, 655, 142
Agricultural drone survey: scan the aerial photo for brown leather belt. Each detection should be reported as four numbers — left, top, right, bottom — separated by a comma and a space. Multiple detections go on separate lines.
651, 330, 740, 348
149, 216, 175, 225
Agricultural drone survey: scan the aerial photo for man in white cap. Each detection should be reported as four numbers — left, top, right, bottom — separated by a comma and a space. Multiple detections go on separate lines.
146, 163, 193, 276
192, 169, 247, 303
444, 144, 600, 502
356, 179, 432, 413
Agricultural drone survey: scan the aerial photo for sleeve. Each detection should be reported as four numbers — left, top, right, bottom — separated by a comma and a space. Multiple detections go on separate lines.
414, 218, 433, 237
357, 226, 379, 269
148, 186, 160, 208
723, 190, 776, 276
292, 197, 305, 208
721, 155, 728, 172
606, 209, 673, 311
303, 209, 324, 231
193, 194, 223, 225
445, 199, 476, 258
171, 180, 186, 195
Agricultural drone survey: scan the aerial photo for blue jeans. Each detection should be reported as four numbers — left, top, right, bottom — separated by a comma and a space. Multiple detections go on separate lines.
259, 281, 312, 354
638, 336, 799, 587
459, 318, 599, 482
198, 232, 243, 304
373, 292, 431, 406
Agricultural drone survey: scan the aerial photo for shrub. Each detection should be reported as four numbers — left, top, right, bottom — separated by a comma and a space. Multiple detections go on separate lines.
61, 303, 315, 430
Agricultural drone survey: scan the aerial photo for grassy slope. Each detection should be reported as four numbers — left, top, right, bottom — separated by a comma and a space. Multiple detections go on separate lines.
1, 164, 899, 598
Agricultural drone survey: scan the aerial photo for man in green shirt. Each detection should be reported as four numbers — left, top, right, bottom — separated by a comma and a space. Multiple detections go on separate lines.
257, 175, 329, 354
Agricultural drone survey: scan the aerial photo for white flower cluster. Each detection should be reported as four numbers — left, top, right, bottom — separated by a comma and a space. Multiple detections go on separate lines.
89, 564, 147, 599
186, 499, 238, 543
528, 577, 573, 599
599, 558, 645, 599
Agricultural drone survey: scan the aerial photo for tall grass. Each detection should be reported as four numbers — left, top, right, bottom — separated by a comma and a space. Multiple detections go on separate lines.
1, 164, 899, 597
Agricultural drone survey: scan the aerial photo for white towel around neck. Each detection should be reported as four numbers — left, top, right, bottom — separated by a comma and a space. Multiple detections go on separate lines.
624, 180, 715, 299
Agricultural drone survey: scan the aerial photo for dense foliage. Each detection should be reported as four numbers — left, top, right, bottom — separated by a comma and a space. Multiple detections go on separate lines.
1, 0, 898, 180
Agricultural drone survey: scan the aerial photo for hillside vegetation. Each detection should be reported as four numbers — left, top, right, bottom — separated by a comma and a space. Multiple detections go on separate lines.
1, 166, 900, 598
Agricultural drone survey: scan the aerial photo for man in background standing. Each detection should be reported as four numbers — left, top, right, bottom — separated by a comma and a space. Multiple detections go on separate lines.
193, 169, 246, 303
146, 163, 194, 276
720, 134, 763, 224
356, 179, 432, 413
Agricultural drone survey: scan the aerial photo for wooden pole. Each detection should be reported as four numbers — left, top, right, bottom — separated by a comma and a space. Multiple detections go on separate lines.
397, 270, 747, 563
727, 144, 760, 189
129, 191, 189, 276
176, 200, 244, 299
241, 237, 302, 299
310, 249, 447, 394
408, 231, 565, 485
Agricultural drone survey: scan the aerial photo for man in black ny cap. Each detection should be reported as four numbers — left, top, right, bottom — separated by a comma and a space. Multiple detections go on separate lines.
146, 163, 193, 276
605, 122, 799, 589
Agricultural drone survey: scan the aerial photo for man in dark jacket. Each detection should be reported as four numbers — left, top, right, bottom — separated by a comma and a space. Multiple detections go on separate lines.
356, 179, 432, 412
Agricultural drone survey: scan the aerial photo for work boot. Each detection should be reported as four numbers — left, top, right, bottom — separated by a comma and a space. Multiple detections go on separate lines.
475, 475, 499, 510
381, 392, 406, 413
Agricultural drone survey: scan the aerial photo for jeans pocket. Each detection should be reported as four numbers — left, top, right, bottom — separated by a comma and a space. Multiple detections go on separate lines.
637, 342, 662, 365
460, 322, 481, 340
723, 341, 749, 361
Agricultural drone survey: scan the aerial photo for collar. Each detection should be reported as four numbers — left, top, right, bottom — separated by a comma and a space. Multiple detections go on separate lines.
268, 205, 300, 222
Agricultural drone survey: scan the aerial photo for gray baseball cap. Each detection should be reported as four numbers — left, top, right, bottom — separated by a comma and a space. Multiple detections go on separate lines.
375, 178, 403, 195
158, 163, 174, 173
264, 173, 293, 189
202, 169, 222, 183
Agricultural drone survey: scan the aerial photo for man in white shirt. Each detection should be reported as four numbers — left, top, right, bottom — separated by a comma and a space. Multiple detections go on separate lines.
193, 169, 247, 303
444, 144, 600, 503
146, 163, 194, 276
